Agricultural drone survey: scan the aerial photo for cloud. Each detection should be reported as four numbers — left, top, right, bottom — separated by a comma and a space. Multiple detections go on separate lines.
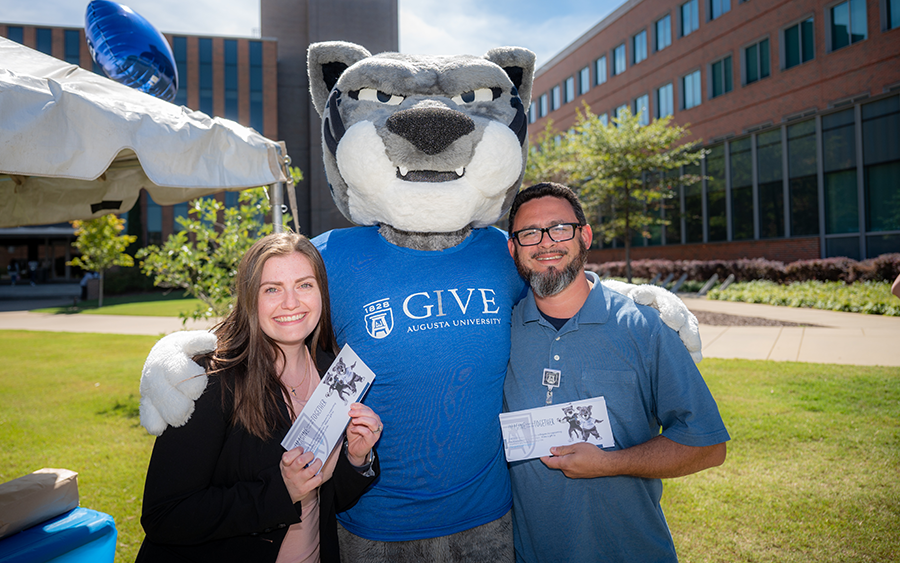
398, 0, 620, 67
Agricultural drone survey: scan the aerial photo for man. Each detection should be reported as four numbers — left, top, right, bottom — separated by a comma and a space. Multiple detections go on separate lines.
503, 182, 730, 562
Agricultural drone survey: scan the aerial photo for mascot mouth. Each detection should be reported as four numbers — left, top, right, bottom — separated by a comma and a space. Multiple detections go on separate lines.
397, 167, 465, 183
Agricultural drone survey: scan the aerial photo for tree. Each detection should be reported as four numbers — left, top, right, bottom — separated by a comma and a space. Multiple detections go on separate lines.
569, 106, 706, 282
137, 186, 282, 323
523, 120, 579, 187
68, 214, 137, 308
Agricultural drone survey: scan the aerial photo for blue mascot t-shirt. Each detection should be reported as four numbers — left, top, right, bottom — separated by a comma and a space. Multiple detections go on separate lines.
313, 226, 526, 541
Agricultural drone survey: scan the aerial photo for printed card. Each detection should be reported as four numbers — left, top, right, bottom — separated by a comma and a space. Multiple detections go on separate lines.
281, 344, 375, 471
499, 397, 615, 462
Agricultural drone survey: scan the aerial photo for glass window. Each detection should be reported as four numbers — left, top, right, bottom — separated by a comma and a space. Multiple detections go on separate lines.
224, 191, 239, 208
579, 66, 590, 95
225, 40, 239, 121
730, 138, 754, 240
889, 0, 900, 29
173, 37, 188, 107
657, 83, 674, 118
706, 144, 727, 241
615, 104, 629, 121
634, 94, 650, 125
595, 56, 607, 85
539, 93, 548, 117
830, 0, 867, 51
662, 169, 682, 244
250, 41, 264, 133
784, 18, 815, 69
711, 56, 733, 98
745, 39, 770, 84
199, 38, 213, 116
862, 95, 900, 233
826, 236, 861, 259
599, 113, 609, 126
6, 26, 24, 44
64, 30, 80, 65
822, 109, 859, 234
683, 162, 703, 242
551, 85, 561, 110
683, 70, 701, 109
757, 130, 785, 238
788, 119, 820, 236
613, 44, 627, 75
36, 28, 52, 55
565, 76, 576, 103
633, 30, 647, 64
173, 202, 189, 232
710, 0, 731, 20
147, 196, 162, 246
529, 102, 537, 124
656, 15, 672, 51
682, 0, 700, 36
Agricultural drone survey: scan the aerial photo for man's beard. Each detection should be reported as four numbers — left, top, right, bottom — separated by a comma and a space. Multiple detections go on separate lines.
514, 239, 589, 298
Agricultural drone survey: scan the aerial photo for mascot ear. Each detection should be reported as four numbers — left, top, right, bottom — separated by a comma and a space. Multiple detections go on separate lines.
308, 41, 373, 117
483, 47, 535, 113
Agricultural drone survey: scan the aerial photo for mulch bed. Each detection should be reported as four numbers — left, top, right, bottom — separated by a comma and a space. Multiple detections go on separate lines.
691, 310, 821, 327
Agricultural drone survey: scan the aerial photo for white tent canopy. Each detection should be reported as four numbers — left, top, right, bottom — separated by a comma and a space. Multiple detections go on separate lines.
0, 36, 288, 228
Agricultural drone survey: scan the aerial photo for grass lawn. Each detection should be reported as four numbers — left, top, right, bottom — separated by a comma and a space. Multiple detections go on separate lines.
32, 291, 206, 318
1, 332, 897, 562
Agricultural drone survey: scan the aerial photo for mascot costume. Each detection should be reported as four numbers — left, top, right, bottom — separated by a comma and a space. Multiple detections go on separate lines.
139, 41, 702, 561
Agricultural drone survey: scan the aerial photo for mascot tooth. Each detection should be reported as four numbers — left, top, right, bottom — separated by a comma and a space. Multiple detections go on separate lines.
138, 40, 702, 561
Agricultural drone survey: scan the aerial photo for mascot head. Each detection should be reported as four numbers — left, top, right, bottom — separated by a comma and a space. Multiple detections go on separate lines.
308, 41, 535, 240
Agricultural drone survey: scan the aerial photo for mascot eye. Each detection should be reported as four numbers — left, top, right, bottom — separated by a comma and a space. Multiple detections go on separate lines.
451, 88, 495, 105
357, 88, 404, 105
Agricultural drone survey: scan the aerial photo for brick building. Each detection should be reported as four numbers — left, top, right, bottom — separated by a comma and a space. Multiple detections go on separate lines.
529, 0, 900, 263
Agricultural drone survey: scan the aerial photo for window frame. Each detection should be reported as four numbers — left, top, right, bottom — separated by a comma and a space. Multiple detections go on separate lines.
681, 0, 700, 37
656, 82, 675, 118
551, 85, 561, 111
709, 0, 732, 21
579, 66, 591, 95
742, 36, 771, 86
595, 55, 608, 85
633, 29, 648, 64
781, 15, 816, 70
709, 53, 734, 99
634, 93, 650, 125
681, 69, 702, 110
564, 76, 576, 104
825, 0, 868, 53
656, 13, 673, 51
613, 43, 627, 75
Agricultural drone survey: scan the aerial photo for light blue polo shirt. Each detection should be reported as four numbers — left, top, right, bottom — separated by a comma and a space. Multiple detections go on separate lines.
503, 272, 730, 563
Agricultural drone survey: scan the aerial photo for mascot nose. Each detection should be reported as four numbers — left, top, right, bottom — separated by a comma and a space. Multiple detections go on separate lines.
386, 107, 475, 155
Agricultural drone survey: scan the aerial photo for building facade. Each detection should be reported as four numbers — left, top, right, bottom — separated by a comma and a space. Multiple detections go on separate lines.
529, 0, 900, 262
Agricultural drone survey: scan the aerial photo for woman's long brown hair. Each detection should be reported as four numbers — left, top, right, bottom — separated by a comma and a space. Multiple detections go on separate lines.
208, 232, 339, 440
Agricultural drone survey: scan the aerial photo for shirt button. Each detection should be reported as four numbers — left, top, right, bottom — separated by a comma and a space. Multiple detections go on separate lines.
554, 355, 560, 361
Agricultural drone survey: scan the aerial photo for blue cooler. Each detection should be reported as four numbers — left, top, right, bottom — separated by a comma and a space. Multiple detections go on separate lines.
0, 508, 116, 562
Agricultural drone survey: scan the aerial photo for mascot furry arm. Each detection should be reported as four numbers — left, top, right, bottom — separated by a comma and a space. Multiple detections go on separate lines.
139, 41, 702, 440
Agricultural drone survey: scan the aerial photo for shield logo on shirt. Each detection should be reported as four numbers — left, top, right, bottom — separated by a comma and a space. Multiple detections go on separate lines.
364, 298, 393, 339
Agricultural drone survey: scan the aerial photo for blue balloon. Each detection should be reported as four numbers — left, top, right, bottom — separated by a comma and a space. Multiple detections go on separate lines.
84, 0, 178, 101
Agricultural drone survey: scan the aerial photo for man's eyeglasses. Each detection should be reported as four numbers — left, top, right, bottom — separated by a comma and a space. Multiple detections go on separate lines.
512, 223, 583, 246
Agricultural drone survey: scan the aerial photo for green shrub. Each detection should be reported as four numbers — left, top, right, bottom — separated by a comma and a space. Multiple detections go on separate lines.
708, 280, 900, 316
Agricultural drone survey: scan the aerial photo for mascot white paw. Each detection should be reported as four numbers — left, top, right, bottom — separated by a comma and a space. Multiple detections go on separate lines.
600, 279, 702, 363
139, 330, 216, 436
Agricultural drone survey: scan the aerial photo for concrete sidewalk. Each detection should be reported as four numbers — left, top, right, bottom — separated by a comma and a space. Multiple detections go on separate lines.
0, 292, 898, 367
681, 297, 900, 367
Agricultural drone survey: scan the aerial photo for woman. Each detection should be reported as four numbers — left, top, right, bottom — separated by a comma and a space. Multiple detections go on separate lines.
137, 233, 382, 562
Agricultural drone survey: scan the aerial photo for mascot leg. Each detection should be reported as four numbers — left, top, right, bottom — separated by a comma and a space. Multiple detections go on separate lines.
338, 511, 513, 563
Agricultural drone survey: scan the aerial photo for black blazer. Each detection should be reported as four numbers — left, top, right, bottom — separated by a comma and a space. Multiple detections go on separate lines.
136, 350, 378, 562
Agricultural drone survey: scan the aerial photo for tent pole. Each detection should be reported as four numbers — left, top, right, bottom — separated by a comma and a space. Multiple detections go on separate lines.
271, 182, 283, 233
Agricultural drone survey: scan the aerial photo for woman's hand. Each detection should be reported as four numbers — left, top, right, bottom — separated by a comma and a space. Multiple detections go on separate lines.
345, 403, 382, 467
281, 447, 324, 503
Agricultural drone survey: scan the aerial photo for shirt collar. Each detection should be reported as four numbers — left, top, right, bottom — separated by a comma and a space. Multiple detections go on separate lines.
521, 270, 611, 326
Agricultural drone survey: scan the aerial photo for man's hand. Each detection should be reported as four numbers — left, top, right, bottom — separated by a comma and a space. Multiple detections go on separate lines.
542, 437, 726, 480
541, 442, 620, 479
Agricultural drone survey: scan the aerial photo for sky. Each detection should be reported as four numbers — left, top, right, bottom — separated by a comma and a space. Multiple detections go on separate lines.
0, 0, 626, 68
